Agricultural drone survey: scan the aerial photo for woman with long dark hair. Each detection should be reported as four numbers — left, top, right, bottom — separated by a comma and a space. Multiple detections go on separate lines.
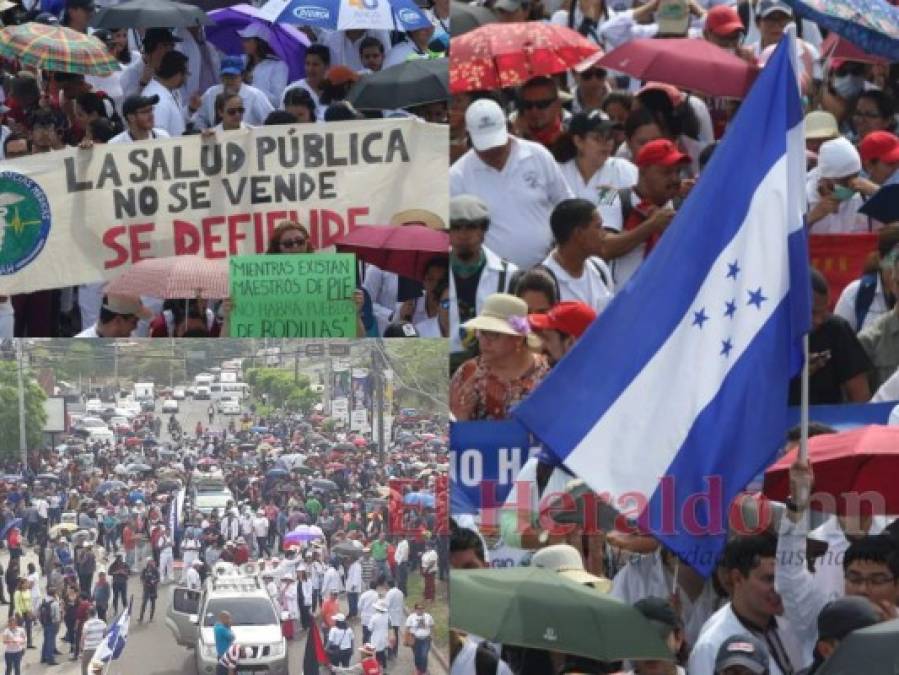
238, 24, 288, 108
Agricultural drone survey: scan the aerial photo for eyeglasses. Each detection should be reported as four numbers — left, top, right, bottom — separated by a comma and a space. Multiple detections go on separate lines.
449, 221, 484, 231
853, 110, 883, 119
580, 69, 606, 80
519, 97, 557, 111
845, 572, 895, 587
226, 107, 245, 115
280, 237, 307, 249
439, 299, 450, 310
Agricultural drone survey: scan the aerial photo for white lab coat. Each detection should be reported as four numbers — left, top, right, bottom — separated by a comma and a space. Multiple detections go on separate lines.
248, 58, 289, 108
449, 246, 517, 354
281, 582, 300, 620
184, 566, 201, 590
358, 589, 379, 625
322, 566, 343, 596
346, 560, 363, 593
385, 587, 405, 627
368, 611, 390, 651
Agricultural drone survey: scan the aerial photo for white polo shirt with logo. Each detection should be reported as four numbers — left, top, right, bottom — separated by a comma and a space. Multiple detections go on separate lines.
450, 136, 574, 269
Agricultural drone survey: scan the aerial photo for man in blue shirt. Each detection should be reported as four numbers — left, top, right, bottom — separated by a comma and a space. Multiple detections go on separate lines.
213, 611, 235, 675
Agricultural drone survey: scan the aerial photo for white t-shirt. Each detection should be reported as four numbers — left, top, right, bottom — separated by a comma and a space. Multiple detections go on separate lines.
806, 169, 874, 234
321, 30, 391, 72
559, 157, 638, 205
383, 41, 428, 68
541, 253, 614, 314
874, 368, 899, 402
327, 625, 354, 650
75, 325, 100, 338
450, 137, 574, 268
192, 83, 273, 129
248, 59, 289, 109
834, 274, 892, 332
450, 638, 514, 675
281, 78, 321, 109
414, 315, 444, 337
404, 612, 434, 638
108, 128, 171, 144
141, 79, 186, 137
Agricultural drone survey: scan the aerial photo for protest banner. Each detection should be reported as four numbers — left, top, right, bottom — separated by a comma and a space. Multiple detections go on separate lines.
0, 118, 448, 293
809, 233, 878, 308
229, 253, 356, 337
450, 419, 540, 515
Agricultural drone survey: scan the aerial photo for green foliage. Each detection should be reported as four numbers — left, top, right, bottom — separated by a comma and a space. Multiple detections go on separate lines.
383, 339, 448, 410
0, 362, 47, 459
248, 368, 317, 413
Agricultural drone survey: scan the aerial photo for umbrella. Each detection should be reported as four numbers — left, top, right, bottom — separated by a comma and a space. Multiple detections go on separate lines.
310, 478, 338, 492
266, 467, 289, 479
333, 442, 356, 453
283, 524, 324, 544
96, 480, 127, 495
403, 491, 434, 507
91, 0, 211, 28
333, 541, 365, 559
451, 568, 671, 662
105, 255, 229, 300
348, 58, 448, 111
820, 32, 891, 65
818, 618, 899, 675
334, 225, 448, 282
251, 426, 269, 433
259, 0, 432, 32
353, 437, 367, 448
125, 463, 153, 473
36, 473, 62, 482
596, 38, 759, 100
197, 457, 216, 466
183, 0, 235, 9
783, 0, 899, 62
450, 0, 496, 36
0, 23, 120, 76
279, 452, 307, 468
49, 522, 79, 539
0, 518, 22, 539
450, 22, 601, 94
207, 4, 309, 84
326, 462, 347, 471
764, 426, 899, 513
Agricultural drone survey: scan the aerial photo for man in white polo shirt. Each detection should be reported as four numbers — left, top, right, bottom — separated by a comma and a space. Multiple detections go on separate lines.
450, 98, 573, 269
141, 50, 190, 137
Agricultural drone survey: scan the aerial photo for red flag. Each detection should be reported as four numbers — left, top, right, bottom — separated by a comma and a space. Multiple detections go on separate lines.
303, 621, 330, 673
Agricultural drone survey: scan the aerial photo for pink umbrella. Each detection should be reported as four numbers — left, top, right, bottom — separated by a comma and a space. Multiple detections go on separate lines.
334, 225, 448, 282
105, 255, 229, 299
597, 38, 760, 99
821, 32, 891, 66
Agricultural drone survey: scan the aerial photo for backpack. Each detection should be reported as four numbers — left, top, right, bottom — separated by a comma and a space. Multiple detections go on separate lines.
854, 271, 880, 331
39, 599, 54, 626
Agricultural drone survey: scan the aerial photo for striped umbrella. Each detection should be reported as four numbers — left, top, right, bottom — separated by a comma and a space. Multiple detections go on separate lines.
105, 255, 230, 299
0, 23, 120, 75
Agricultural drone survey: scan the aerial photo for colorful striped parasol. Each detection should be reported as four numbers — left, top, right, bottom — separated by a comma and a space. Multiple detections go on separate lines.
0, 22, 120, 75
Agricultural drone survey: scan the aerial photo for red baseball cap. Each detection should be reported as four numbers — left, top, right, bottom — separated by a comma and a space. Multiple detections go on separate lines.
858, 131, 899, 163
705, 5, 745, 37
635, 139, 690, 168
528, 301, 597, 338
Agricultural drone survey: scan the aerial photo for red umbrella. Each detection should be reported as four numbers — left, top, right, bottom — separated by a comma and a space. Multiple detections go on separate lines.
334, 225, 448, 281
597, 38, 760, 99
764, 426, 899, 515
450, 21, 601, 94
105, 255, 229, 299
821, 33, 890, 66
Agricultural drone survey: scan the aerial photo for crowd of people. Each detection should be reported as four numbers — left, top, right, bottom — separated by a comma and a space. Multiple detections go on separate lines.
0, 0, 450, 339
447, 0, 899, 670
0, 387, 448, 673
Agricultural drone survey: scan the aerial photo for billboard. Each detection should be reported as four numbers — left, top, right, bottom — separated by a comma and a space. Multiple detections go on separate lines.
43, 397, 66, 433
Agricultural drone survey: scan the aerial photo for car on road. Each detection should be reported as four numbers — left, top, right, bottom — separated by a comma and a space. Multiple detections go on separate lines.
162, 399, 179, 413
85, 399, 104, 414
140, 399, 155, 412
194, 386, 211, 400
217, 398, 240, 415
173, 387, 186, 400
109, 416, 132, 434
166, 564, 288, 675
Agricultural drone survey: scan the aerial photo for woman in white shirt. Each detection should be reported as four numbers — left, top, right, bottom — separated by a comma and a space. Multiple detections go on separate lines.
404, 604, 435, 675
213, 92, 250, 132
396, 258, 448, 329
326, 614, 354, 667
368, 601, 390, 667
2, 615, 26, 675
239, 24, 288, 108
415, 281, 450, 338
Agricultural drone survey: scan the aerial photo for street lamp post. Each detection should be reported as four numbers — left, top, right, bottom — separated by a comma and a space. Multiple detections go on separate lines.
15, 340, 27, 468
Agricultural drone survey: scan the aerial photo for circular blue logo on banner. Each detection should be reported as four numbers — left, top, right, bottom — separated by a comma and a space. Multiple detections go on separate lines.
0, 171, 51, 276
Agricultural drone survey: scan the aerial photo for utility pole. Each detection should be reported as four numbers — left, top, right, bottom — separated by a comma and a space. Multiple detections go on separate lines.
169, 338, 174, 388
113, 342, 119, 394
371, 344, 385, 463
294, 343, 300, 384
15, 340, 27, 468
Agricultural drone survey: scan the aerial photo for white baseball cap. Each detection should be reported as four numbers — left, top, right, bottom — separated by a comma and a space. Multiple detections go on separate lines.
818, 137, 861, 179
465, 99, 509, 152
237, 23, 273, 44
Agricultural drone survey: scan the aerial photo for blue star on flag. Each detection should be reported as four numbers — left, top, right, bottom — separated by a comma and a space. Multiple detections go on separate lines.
747, 287, 767, 309
726, 260, 740, 279
721, 338, 733, 357
724, 299, 737, 318
692, 308, 709, 329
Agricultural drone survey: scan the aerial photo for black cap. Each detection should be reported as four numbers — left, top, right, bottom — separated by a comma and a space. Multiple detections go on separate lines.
67, 0, 95, 10
568, 110, 615, 137
715, 634, 769, 674
122, 94, 159, 117
818, 596, 880, 641
156, 50, 189, 79
634, 596, 680, 640
143, 27, 182, 53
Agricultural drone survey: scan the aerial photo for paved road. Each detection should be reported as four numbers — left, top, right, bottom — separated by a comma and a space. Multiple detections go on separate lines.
21, 396, 445, 674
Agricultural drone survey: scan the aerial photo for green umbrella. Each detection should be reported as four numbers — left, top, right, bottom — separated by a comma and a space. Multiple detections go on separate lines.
450, 567, 672, 663
818, 618, 899, 675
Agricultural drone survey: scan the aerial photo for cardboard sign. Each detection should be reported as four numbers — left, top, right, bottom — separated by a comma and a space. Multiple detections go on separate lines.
229, 253, 356, 337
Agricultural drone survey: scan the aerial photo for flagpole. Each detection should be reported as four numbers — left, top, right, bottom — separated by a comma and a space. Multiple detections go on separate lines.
799, 334, 809, 461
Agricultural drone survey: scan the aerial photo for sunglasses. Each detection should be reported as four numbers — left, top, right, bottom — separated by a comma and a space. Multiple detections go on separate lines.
580, 69, 606, 80
226, 107, 245, 115
852, 110, 883, 119
280, 237, 307, 249
439, 299, 450, 310
519, 97, 557, 111
449, 221, 484, 231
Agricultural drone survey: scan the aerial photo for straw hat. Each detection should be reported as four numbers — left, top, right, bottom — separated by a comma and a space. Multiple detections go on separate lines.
391, 208, 447, 232
462, 293, 540, 348
531, 544, 613, 593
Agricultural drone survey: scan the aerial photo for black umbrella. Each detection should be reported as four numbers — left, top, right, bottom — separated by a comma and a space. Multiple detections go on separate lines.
310, 478, 339, 492
180, 0, 235, 9
36, 473, 61, 482
91, 0, 212, 29
450, 1, 496, 36
819, 618, 899, 675
332, 542, 365, 559
348, 58, 449, 111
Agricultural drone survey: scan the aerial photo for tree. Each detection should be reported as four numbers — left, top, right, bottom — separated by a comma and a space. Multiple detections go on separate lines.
383, 340, 448, 409
0, 362, 47, 460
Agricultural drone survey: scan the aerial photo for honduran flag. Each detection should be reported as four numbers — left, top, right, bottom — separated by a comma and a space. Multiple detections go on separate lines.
514, 30, 810, 576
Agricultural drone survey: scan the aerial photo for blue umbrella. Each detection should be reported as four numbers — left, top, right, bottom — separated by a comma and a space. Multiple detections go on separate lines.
783, 0, 899, 61
0, 518, 22, 539
207, 3, 310, 83
266, 467, 289, 479
403, 491, 434, 507
251, 426, 269, 433
260, 0, 432, 32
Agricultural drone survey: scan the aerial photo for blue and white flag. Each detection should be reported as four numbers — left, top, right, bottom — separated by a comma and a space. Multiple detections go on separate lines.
93, 599, 132, 664
259, 0, 432, 32
513, 33, 810, 577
